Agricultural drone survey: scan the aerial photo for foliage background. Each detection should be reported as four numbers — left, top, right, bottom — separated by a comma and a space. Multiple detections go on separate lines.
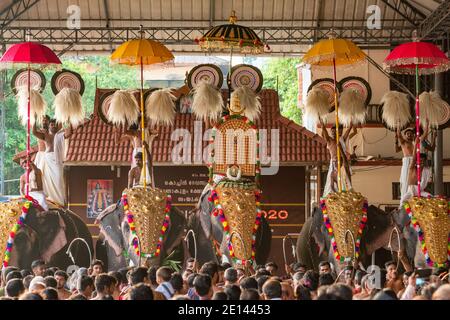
1, 56, 301, 195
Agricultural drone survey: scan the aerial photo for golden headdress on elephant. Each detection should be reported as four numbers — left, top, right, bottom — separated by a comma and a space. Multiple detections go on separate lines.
404, 197, 450, 267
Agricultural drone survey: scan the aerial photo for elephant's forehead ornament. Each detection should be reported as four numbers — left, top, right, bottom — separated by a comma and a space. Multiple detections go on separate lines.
320, 191, 368, 263
207, 85, 263, 266
0, 197, 35, 269
121, 187, 171, 261
404, 197, 450, 267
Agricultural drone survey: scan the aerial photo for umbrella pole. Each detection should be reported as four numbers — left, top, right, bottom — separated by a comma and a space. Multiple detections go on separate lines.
227, 47, 233, 111
415, 64, 421, 197
140, 58, 147, 188
332, 58, 342, 193
26, 64, 31, 197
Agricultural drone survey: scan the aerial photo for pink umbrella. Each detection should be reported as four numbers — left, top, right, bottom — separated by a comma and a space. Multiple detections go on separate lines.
0, 42, 61, 196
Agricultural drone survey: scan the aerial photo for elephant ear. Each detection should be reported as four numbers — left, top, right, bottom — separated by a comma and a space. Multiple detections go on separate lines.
40, 212, 68, 263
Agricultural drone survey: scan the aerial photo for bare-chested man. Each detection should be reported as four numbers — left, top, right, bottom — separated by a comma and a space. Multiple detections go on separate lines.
19, 158, 48, 210
128, 141, 153, 188
320, 118, 354, 195
32, 119, 74, 205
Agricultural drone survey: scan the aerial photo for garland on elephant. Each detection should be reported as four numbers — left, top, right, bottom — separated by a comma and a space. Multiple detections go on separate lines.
320, 197, 368, 263
403, 197, 450, 268
121, 192, 172, 259
2, 195, 40, 268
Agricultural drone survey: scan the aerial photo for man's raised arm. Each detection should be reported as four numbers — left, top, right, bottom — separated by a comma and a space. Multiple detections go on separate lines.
32, 124, 45, 140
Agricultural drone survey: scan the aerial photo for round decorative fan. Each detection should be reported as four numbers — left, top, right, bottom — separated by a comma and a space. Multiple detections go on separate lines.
187, 64, 223, 90
339, 76, 372, 106
11, 68, 46, 94
307, 78, 341, 111
144, 88, 160, 107
435, 101, 450, 130
51, 69, 85, 95
229, 64, 263, 93
98, 90, 115, 126
378, 101, 414, 132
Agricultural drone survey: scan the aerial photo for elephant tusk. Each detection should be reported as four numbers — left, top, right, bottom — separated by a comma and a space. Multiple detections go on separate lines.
229, 232, 249, 271
66, 238, 93, 267
388, 226, 401, 272
183, 230, 197, 270
344, 229, 356, 263
129, 236, 142, 267
282, 234, 296, 271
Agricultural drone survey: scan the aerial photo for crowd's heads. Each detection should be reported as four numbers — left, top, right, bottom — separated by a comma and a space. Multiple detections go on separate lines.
6, 279, 25, 298
265, 262, 278, 276
90, 259, 104, 276
156, 266, 173, 284
54, 270, 69, 289
319, 273, 334, 287
294, 284, 311, 300
77, 275, 95, 297
318, 261, 331, 275
432, 284, 450, 300
240, 288, 260, 300
170, 272, 184, 293
42, 288, 59, 300
224, 284, 241, 300
95, 274, 115, 296
302, 270, 319, 291
130, 267, 149, 286
44, 276, 57, 289
239, 277, 258, 291
29, 276, 46, 293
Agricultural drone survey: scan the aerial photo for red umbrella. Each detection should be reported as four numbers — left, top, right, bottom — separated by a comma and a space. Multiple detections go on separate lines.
384, 41, 450, 196
0, 42, 61, 196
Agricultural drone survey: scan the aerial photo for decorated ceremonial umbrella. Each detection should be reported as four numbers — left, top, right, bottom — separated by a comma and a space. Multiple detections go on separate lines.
196, 11, 266, 104
302, 36, 366, 192
110, 26, 174, 188
0, 42, 61, 196
384, 39, 450, 196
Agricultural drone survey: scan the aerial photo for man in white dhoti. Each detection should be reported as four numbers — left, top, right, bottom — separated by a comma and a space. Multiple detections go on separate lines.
19, 159, 48, 210
320, 119, 354, 197
400, 139, 432, 204
34, 115, 50, 171
32, 119, 72, 206
395, 127, 414, 204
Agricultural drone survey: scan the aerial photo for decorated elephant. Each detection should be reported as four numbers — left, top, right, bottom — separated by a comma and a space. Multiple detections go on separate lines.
187, 179, 272, 267
95, 190, 188, 271
394, 197, 450, 269
296, 200, 412, 274
1, 198, 93, 271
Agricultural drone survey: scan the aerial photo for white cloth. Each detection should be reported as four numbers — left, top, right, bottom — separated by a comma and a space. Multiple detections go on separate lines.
29, 191, 49, 211
400, 166, 432, 204
155, 282, 174, 300
34, 151, 45, 170
399, 156, 413, 202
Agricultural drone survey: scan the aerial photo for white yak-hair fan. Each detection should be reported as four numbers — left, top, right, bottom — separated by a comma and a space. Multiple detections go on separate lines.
16, 86, 47, 127
146, 88, 176, 127
107, 90, 139, 127
380, 91, 411, 130
338, 88, 366, 126
419, 91, 449, 128
54, 88, 84, 127
232, 85, 262, 121
305, 88, 330, 123
191, 80, 223, 122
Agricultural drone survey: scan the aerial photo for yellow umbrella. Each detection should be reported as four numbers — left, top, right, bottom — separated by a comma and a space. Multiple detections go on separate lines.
303, 37, 365, 192
111, 27, 174, 188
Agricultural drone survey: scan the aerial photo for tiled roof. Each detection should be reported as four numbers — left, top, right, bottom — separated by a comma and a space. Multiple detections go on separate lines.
16, 88, 330, 165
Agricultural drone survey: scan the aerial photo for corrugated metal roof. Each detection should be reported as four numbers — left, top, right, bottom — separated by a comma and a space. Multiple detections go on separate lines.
0, 0, 444, 55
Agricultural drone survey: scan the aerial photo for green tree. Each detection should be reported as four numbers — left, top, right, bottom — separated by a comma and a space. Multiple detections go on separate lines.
262, 57, 302, 124
1, 56, 139, 195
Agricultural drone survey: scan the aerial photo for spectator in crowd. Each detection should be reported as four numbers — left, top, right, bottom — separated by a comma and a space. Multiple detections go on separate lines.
6, 270, 22, 283
54, 270, 71, 300
42, 288, 59, 300
44, 276, 57, 289
385, 261, 403, 294
239, 277, 258, 291
224, 268, 238, 286
147, 266, 159, 289
262, 280, 282, 300
319, 273, 334, 287
257, 275, 270, 295
326, 283, 353, 300
20, 269, 32, 278
31, 260, 46, 277
74, 275, 94, 300
5, 279, 25, 299
187, 273, 199, 301
92, 274, 115, 300
90, 260, 104, 277
294, 284, 312, 300
155, 267, 175, 300
240, 288, 260, 300
29, 276, 46, 294
212, 291, 227, 300
19, 293, 43, 300
281, 282, 294, 300
193, 274, 213, 300
432, 284, 450, 300
265, 262, 278, 276
129, 283, 153, 300
200, 262, 219, 291
23, 275, 34, 291
224, 284, 241, 300
319, 261, 332, 275
170, 272, 185, 295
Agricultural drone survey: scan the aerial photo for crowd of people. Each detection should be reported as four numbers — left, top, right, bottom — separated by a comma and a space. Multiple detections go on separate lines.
1, 258, 449, 300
